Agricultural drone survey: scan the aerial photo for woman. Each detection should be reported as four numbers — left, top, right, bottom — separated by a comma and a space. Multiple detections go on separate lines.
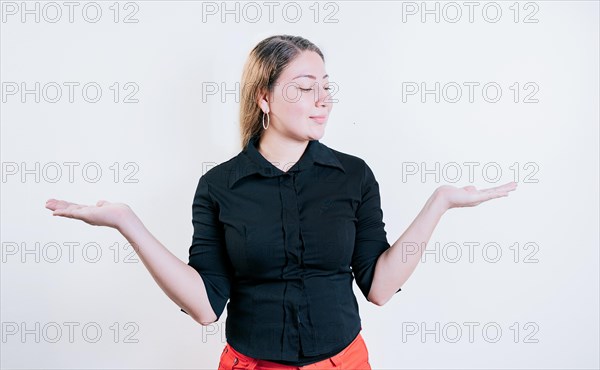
45, 35, 517, 369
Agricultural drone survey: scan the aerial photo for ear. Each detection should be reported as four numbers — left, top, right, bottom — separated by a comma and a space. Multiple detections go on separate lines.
256, 88, 270, 113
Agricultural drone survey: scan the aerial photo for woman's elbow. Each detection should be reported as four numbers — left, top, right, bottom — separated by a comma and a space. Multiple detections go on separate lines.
189, 308, 218, 326
368, 291, 393, 306
368, 292, 384, 306
196, 315, 218, 326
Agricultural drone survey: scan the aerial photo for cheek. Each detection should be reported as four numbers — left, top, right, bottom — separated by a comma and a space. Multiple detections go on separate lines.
273, 87, 316, 125
278, 99, 312, 123
291, 100, 311, 119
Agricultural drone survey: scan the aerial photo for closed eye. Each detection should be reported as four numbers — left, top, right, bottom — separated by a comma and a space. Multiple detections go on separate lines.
299, 87, 331, 92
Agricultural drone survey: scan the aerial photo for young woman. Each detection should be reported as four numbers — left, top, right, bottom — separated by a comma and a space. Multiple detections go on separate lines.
46, 35, 517, 369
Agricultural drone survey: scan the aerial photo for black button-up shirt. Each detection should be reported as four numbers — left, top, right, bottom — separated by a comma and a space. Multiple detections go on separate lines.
182, 133, 401, 366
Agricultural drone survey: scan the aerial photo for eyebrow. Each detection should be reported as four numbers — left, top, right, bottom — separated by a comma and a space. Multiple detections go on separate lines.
292, 74, 329, 80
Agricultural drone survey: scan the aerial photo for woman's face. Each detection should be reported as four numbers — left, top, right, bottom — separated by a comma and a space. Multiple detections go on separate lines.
260, 50, 333, 142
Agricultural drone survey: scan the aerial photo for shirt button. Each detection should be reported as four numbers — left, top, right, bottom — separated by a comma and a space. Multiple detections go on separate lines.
233, 357, 239, 365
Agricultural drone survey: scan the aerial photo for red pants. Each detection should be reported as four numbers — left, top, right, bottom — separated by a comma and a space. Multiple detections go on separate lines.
218, 331, 371, 369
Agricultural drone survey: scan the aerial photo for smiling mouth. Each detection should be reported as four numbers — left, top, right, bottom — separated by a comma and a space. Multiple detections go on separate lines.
309, 116, 327, 123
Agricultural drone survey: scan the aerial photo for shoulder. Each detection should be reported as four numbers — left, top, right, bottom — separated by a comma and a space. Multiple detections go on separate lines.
329, 146, 366, 166
320, 142, 371, 178
320, 142, 385, 191
196, 152, 243, 188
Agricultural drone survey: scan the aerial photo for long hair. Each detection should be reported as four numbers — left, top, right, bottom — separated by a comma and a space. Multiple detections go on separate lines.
239, 35, 324, 149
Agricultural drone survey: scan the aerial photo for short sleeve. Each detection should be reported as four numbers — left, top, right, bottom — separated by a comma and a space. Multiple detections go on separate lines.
180, 175, 233, 321
351, 161, 401, 302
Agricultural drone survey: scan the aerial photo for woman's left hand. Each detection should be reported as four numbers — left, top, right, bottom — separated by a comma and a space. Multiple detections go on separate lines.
436, 181, 518, 210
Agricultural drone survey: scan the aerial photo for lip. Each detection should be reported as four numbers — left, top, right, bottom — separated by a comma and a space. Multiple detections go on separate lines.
309, 115, 327, 124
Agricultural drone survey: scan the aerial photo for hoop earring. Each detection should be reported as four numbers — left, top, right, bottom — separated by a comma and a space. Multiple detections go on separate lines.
262, 111, 270, 129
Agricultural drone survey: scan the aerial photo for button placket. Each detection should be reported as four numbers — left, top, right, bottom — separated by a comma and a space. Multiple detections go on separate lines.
279, 171, 307, 358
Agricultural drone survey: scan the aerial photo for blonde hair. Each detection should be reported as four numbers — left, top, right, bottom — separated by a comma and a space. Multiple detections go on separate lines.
239, 35, 324, 149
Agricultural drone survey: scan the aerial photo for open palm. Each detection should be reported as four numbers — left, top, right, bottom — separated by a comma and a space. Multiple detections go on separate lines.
45, 198, 131, 229
437, 181, 518, 209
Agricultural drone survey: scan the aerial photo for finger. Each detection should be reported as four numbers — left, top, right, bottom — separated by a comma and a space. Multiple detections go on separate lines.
46, 198, 68, 211
471, 189, 504, 203
45, 199, 57, 210
506, 182, 518, 192
497, 182, 518, 191
480, 183, 513, 195
53, 209, 72, 217
52, 199, 80, 211
53, 207, 83, 219
62, 204, 78, 212
481, 181, 518, 191
484, 189, 511, 201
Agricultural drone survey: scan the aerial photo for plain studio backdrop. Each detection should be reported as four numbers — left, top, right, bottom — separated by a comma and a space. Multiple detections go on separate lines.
1, 1, 598, 369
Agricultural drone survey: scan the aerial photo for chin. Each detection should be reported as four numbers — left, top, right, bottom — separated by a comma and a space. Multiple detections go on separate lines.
308, 130, 325, 141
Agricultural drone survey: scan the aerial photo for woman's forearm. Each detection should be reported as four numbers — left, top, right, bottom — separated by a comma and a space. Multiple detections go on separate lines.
368, 188, 448, 305
117, 212, 218, 325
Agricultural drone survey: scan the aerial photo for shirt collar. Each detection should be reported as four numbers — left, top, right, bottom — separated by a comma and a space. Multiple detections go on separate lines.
228, 133, 345, 189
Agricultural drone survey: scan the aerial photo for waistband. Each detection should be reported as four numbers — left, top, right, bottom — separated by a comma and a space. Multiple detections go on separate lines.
219, 331, 365, 369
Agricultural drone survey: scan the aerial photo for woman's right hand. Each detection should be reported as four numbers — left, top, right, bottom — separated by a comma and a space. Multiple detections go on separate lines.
45, 198, 133, 230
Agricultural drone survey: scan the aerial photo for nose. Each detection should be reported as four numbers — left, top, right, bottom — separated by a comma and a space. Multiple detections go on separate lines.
315, 82, 332, 107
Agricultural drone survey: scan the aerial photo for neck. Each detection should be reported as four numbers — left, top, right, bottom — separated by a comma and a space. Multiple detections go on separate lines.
257, 131, 310, 172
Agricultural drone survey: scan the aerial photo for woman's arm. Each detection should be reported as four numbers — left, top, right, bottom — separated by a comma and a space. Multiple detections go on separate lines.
46, 199, 218, 325
118, 212, 218, 325
367, 189, 446, 305
367, 182, 517, 306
